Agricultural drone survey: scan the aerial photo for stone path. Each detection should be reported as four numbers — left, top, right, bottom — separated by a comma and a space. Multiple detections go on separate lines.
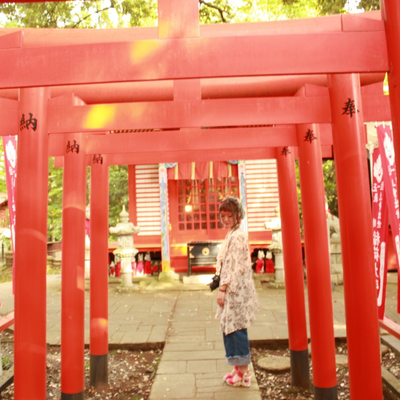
149, 291, 261, 400
0, 272, 399, 399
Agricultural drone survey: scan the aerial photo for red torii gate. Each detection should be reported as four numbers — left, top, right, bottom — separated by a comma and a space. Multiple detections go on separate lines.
0, 0, 399, 399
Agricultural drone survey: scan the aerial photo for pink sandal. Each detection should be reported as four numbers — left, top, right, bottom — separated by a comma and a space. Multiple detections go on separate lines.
223, 365, 238, 381
226, 370, 252, 387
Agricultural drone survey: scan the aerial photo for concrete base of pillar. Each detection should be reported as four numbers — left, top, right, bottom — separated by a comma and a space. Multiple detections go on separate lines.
90, 354, 108, 390
290, 349, 310, 389
61, 391, 84, 400
314, 385, 338, 400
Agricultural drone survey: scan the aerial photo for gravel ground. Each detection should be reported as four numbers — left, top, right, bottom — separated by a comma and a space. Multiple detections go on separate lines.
0, 331, 162, 400
0, 331, 398, 400
250, 343, 391, 400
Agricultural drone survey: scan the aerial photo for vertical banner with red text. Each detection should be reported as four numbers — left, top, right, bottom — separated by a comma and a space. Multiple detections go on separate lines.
372, 148, 389, 319
377, 124, 400, 312
3, 136, 17, 295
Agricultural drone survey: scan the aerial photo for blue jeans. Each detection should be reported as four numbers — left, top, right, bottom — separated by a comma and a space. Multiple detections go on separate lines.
222, 328, 251, 366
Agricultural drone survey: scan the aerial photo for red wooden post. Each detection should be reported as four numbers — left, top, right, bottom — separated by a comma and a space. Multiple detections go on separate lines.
61, 132, 87, 399
382, 0, 400, 184
158, 0, 199, 39
328, 74, 382, 400
90, 153, 110, 389
275, 146, 309, 388
296, 123, 337, 399
14, 87, 50, 400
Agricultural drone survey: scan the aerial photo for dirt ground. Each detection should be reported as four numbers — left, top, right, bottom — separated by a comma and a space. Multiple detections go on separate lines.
0, 331, 162, 400
251, 346, 349, 400
0, 331, 399, 399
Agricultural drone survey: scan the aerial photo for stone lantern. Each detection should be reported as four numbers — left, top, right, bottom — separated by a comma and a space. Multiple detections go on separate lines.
109, 206, 140, 287
265, 206, 285, 286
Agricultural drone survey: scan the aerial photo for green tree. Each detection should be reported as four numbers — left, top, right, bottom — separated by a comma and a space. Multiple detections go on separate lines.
0, 140, 7, 196
0, 0, 158, 28
108, 165, 129, 241
323, 159, 338, 217
295, 158, 338, 235
48, 157, 64, 241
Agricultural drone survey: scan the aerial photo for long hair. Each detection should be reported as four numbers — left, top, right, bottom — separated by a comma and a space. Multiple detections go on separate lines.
218, 196, 245, 230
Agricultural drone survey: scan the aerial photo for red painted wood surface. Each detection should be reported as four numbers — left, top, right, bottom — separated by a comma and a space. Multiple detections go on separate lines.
276, 148, 308, 353
0, 72, 384, 106
0, 31, 22, 49
61, 132, 87, 396
382, 0, 400, 225
90, 154, 109, 357
1, 92, 389, 137
0, 312, 14, 332
14, 87, 50, 400
158, 0, 199, 39
0, 31, 388, 89
296, 123, 337, 390
379, 317, 400, 340
47, 97, 331, 133
329, 73, 382, 399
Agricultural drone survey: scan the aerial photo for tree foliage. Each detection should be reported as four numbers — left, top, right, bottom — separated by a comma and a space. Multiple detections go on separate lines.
295, 159, 338, 235
0, 0, 382, 29
108, 165, 129, 241
48, 157, 64, 241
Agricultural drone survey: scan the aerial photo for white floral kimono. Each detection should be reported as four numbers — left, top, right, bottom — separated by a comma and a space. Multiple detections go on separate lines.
215, 228, 259, 335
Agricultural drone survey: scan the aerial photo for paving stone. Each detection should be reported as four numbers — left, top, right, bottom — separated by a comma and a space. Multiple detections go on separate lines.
196, 377, 225, 388
163, 342, 214, 352
206, 329, 221, 342
109, 331, 125, 343
167, 336, 206, 344
187, 360, 216, 374
162, 350, 223, 361
150, 373, 195, 399
335, 354, 348, 366
149, 326, 167, 342
258, 355, 291, 372
157, 361, 187, 374
116, 323, 140, 332
215, 390, 262, 400
122, 331, 150, 343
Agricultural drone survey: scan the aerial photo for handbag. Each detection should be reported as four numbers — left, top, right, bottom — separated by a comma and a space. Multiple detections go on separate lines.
209, 263, 222, 291
208, 230, 232, 291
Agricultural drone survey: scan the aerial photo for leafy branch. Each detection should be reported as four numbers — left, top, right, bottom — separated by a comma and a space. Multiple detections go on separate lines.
199, 0, 228, 23
72, 4, 115, 28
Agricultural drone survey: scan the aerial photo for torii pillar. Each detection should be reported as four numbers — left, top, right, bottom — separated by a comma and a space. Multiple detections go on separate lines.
61, 132, 87, 400
329, 74, 382, 399
276, 146, 309, 388
296, 123, 337, 399
14, 87, 51, 400
90, 154, 109, 389
382, 0, 400, 184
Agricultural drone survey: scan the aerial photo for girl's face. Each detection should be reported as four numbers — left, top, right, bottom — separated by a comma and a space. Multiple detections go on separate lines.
220, 211, 235, 230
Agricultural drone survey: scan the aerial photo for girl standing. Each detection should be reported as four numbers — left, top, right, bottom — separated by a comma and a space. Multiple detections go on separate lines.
215, 197, 259, 388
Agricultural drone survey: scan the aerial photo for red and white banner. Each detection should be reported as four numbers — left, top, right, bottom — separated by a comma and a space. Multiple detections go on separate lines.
372, 148, 389, 319
3, 136, 17, 293
377, 125, 400, 312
